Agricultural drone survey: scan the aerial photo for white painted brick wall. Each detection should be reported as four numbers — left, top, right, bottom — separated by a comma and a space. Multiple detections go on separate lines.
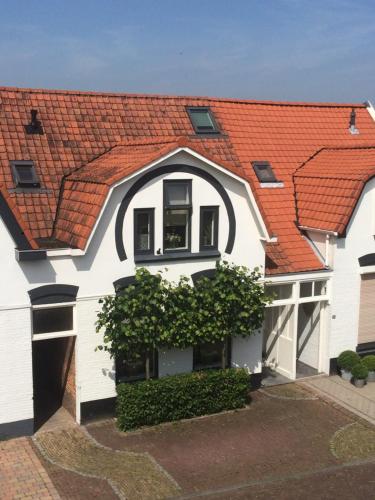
76, 298, 116, 404
0, 307, 33, 424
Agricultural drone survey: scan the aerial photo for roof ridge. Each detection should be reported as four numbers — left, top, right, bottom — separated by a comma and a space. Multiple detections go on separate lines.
0, 85, 367, 109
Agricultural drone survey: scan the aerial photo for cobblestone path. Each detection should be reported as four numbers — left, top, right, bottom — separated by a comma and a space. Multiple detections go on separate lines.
34, 428, 180, 500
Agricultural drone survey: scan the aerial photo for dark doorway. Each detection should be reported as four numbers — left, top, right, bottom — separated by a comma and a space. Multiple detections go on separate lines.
32, 336, 76, 431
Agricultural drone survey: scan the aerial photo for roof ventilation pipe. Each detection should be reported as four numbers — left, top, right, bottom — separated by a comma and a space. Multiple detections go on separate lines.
25, 109, 44, 135
349, 108, 359, 135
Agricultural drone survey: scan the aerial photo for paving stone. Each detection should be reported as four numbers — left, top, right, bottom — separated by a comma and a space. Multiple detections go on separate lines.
34, 428, 180, 500
0, 437, 60, 500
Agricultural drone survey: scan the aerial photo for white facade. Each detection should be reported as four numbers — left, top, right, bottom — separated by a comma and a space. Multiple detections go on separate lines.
0, 149, 268, 435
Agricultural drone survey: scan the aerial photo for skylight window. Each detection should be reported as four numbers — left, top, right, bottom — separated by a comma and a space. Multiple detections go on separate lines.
11, 161, 40, 188
187, 107, 220, 134
252, 161, 278, 184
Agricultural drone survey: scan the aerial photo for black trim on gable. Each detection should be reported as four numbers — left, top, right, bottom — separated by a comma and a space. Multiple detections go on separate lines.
0, 191, 32, 250
28, 284, 79, 305
358, 254, 375, 267
115, 164, 236, 261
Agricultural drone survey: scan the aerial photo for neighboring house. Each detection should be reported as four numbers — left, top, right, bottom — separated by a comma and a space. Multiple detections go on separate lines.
1, 87, 375, 438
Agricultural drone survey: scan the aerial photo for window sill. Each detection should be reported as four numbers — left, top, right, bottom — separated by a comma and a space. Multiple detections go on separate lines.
134, 250, 221, 263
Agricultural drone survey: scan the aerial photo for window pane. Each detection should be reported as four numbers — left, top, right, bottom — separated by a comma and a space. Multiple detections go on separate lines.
191, 111, 214, 130
135, 212, 150, 251
201, 210, 215, 247
300, 282, 313, 298
117, 352, 155, 382
314, 281, 327, 296
33, 307, 73, 334
164, 209, 189, 250
265, 284, 293, 300
165, 183, 189, 205
16, 165, 34, 182
194, 340, 226, 370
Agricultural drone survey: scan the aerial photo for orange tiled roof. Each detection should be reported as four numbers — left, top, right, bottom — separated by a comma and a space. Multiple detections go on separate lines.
294, 146, 375, 235
1, 86, 375, 274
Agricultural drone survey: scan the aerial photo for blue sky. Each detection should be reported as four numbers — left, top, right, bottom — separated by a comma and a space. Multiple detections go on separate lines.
0, 0, 374, 103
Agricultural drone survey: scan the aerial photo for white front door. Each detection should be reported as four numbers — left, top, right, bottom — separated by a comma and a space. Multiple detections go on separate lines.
263, 305, 296, 379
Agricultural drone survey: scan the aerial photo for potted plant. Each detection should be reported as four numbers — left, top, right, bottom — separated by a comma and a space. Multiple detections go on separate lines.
362, 355, 375, 382
337, 350, 360, 380
351, 363, 368, 388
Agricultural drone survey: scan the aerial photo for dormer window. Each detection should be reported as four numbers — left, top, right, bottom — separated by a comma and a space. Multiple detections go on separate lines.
11, 161, 40, 188
164, 180, 192, 252
187, 107, 220, 134
252, 161, 277, 183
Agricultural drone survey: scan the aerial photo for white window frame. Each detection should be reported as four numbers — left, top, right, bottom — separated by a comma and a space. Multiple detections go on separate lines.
265, 279, 330, 308
31, 301, 77, 341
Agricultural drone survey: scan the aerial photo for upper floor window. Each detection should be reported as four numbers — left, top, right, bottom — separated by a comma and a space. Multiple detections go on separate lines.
11, 160, 40, 188
200, 206, 219, 250
164, 180, 192, 252
187, 107, 220, 135
134, 208, 154, 255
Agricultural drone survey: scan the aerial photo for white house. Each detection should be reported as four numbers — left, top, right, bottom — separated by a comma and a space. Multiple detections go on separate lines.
1, 86, 375, 437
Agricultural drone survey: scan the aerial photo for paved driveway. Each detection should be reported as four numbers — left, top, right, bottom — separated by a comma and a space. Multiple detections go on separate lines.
2, 383, 375, 499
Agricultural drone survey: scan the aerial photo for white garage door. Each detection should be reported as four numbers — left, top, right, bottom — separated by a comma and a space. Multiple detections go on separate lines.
358, 273, 375, 345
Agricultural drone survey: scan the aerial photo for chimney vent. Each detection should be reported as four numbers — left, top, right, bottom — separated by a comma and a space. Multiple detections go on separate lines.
25, 109, 43, 135
349, 108, 359, 135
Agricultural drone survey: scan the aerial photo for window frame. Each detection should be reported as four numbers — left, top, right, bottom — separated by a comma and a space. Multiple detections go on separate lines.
252, 161, 278, 184
115, 350, 158, 383
31, 302, 76, 341
163, 179, 192, 254
187, 107, 220, 135
133, 208, 155, 256
10, 160, 40, 188
199, 206, 219, 251
193, 338, 231, 371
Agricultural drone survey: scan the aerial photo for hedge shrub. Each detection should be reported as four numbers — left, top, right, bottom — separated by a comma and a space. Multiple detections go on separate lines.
337, 350, 360, 371
362, 355, 375, 372
351, 362, 368, 380
116, 368, 250, 431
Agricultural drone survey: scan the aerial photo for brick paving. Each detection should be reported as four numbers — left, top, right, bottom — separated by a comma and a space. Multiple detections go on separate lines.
3, 384, 375, 499
34, 428, 180, 500
0, 437, 60, 500
303, 375, 375, 424
87, 387, 359, 497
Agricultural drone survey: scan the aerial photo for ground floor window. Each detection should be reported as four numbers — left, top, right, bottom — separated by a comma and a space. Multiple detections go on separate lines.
116, 350, 158, 383
193, 339, 231, 370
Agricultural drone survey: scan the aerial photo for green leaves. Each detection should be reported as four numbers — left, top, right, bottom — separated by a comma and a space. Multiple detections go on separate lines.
116, 368, 250, 430
96, 261, 272, 368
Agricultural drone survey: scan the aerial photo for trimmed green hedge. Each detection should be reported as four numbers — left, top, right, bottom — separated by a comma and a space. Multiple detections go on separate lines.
116, 368, 250, 431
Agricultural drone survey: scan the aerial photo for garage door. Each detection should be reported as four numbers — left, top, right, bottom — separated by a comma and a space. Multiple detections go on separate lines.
358, 274, 375, 345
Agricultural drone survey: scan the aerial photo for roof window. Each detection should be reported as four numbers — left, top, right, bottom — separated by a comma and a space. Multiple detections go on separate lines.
252, 161, 278, 184
11, 161, 40, 188
187, 107, 220, 134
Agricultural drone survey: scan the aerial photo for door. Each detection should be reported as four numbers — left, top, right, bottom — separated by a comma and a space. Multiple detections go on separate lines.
358, 274, 375, 346
263, 305, 296, 379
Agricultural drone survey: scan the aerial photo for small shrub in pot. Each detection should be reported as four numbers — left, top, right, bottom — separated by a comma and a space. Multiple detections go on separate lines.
337, 350, 360, 380
362, 355, 375, 382
351, 363, 368, 388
